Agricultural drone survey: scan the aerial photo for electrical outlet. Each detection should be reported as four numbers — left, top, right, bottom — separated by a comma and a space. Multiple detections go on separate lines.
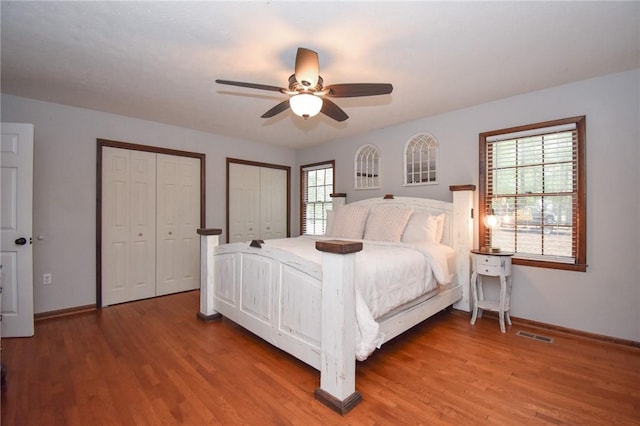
43, 273, 52, 285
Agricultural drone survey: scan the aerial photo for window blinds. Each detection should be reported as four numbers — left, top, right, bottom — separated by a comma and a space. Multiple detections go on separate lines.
301, 162, 333, 235
485, 123, 578, 264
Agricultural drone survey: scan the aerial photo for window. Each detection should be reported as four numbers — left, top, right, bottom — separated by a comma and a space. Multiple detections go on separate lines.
354, 144, 380, 189
479, 116, 586, 271
404, 134, 438, 185
300, 161, 334, 235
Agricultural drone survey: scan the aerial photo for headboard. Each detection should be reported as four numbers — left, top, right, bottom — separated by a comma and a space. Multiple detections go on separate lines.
331, 190, 474, 312
332, 194, 454, 247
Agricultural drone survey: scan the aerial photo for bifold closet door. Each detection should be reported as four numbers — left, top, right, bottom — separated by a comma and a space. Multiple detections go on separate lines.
156, 154, 201, 296
259, 167, 287, 240
102, 147, 157, 306
228, 163, 261, 243
228, 162, 287, 243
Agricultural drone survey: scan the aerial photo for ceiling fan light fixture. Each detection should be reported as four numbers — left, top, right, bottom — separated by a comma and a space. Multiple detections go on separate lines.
289, 93, 322, 119
216, 47, 393, 122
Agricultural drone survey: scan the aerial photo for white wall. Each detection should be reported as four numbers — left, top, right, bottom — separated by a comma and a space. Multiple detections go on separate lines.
3, 69, 638, 343
1, 94, 296, 313
296, 69, 640, 342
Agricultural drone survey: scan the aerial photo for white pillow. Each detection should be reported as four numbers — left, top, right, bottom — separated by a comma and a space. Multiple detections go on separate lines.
324, 210, 334, 236
326, 206, 370, 239
433, 213, 446, 243
363, 207, 414, 242
402, 212, 445, 243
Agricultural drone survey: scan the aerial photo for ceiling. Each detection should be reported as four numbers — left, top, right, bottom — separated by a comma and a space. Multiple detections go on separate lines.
1, 1, 638, 149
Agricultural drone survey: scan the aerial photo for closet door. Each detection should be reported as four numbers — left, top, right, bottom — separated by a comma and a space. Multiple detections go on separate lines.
156, 154, 201, 295
260, 167, 287, 240
228, 163, 261, 243
102, 147, 156, 306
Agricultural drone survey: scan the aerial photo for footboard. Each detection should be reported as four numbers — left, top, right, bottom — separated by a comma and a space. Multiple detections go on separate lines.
197, 232, 363, 414
213, 240, 324, 368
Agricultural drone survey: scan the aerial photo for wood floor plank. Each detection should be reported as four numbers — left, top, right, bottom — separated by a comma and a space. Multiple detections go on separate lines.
2, 290, 639, 425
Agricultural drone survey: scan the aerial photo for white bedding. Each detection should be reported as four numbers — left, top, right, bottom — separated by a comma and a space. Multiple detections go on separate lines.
265, 236, 455, 360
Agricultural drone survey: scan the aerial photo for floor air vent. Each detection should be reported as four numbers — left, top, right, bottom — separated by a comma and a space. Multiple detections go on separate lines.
516, 330, 554, 343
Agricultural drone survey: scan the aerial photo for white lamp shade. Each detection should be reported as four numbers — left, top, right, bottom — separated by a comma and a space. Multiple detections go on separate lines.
484, 214, 500, 228
289, 94, 323, 118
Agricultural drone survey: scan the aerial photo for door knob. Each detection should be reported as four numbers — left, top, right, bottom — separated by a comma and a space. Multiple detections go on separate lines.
14, 237, 27, 246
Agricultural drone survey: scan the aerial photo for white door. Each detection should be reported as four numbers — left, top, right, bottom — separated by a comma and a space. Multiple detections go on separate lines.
260, 167, 287, 240
0, 123, 34, 337
156, 154, 200, 295
101, 147, 156, 306
228, 163, 261, 243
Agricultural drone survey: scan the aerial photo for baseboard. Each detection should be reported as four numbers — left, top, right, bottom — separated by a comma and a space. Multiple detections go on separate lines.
452, 309, 640, 349
34, 304, 97, 321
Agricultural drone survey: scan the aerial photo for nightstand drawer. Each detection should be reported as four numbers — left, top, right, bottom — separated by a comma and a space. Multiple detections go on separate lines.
475, 254, 501, 267
474, 254, 511, 276
476, 264, 502, 276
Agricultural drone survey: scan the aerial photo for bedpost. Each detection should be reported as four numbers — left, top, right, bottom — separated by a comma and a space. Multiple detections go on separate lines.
449, 185, 475, 312
314, 239, 363, 415
330, 193, 346, 210
197, 228, 223, 322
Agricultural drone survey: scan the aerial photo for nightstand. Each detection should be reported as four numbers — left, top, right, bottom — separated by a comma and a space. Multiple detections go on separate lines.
470, 249, 514, 333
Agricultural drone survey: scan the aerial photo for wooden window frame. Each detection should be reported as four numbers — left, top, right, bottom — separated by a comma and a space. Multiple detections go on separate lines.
479, 116, 587, 271
300, 160, 335, 235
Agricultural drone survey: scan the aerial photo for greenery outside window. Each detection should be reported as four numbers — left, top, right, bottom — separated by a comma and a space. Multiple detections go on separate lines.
479, 116, 586, 271
300, 161, 334, 235
404, 133, 438, 186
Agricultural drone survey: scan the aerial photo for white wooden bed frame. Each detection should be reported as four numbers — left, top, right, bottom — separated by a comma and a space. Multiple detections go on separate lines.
197, 186, 474, 414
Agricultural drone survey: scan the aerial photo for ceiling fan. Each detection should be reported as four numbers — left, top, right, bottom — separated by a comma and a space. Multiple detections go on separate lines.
215, 47, 393, 122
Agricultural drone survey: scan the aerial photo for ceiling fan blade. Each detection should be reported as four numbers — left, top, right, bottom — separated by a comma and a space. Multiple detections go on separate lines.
215, 79, 286, 93
324, 83, 393, 97
294, 48, 319, 88
261, 100, 291, 118
320, 98, 349, 122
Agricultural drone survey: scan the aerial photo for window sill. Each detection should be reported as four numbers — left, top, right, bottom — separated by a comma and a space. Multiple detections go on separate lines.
513, 257, 587, 272
402, 182, 438, 187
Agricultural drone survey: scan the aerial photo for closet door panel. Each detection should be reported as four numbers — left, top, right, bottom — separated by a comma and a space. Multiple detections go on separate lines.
157, 154, 179, 295
156, 154, 200, 295
102, 147, 129, 306
260, 167, 287, 240
229, 163, 261, 243
102, 147, 156, 306
177, 156, 200, 292
129, 150, 157, 300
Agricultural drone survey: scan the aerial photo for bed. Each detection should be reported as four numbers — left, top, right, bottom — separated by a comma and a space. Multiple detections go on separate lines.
197, 186, 474, 414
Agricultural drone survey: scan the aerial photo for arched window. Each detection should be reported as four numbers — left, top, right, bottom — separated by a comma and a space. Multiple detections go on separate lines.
354, 144, 380, 189
404, 134, 438, 186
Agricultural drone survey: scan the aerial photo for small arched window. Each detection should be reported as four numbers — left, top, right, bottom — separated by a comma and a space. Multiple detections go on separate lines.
404, 134, 438, 186
354, 144, 381, 189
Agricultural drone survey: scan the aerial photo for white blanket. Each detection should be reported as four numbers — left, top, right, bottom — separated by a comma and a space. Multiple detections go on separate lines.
265, 236, 454, 360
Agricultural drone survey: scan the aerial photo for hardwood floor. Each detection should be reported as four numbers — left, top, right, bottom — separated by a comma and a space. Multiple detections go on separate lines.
2, 291, 639, 425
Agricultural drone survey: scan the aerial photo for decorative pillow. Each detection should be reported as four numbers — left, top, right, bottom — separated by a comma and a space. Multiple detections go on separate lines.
402, 212, 445, 243
324, 210, 334, 236
433, 213, 446, 243
364, 207, 414, 242
326, 206, 370, 239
